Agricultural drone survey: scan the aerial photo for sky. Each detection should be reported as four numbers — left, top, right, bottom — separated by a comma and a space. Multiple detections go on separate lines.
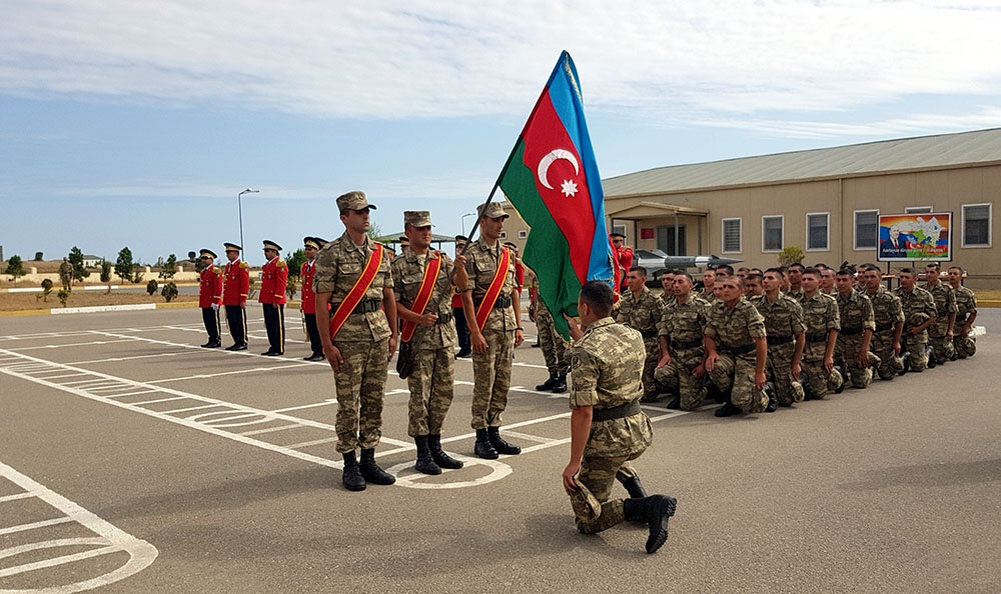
3, 0, 1001, 266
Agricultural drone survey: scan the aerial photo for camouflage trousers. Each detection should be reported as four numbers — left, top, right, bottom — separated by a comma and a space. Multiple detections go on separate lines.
406, 344, 455, 437
801, 357, 830, 399
927, 319, 956, 363
765, 342, 803, 406
708, 353, 768, 413
332, 338, 389, 453
870, 330, 904, 380
569, 455, 644, 534
953, 334, 976, 359
835, 335, 881, 389
901, 329, 929, 372
470, 327, 514, 429
654, 348, 706, 410
641, 337, 660, 397
536, 302, 570, 376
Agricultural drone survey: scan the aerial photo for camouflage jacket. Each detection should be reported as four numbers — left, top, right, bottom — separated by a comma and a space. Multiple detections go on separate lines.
570, 317, 653, 458
314, 232, 393, 342
894, 286, 937, 329
922, 281, 958, 319
953, 285, 977, 325
704, 297, 766, 353
785, 288, 805, 303
801, 292, 840, 360
864, 285, 904, 331
392, 249, 456, 350
835, 289, 875, 335
463, 238, 518, 333
658, 294, 709, 364
614, 286, 665, 340
751, 293, 805, 339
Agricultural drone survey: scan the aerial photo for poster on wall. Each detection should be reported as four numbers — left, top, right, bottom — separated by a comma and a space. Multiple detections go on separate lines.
877, 213, 952, 262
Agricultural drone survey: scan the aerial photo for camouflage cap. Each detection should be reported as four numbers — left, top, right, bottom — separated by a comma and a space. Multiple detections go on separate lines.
404, 210, 433, 228
827, 368, 844, 392
476, 202, 509, 220
336, 190, 376, 212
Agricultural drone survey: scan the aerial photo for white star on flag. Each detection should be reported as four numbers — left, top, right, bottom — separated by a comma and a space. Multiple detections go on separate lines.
560, 179, 578, 197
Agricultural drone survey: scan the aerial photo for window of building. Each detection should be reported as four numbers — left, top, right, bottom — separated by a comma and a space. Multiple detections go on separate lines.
962, 203, 992, 247
762, 215, 783, 252
722, 218, 741, 253
612, 224, 626, 237
499, 231, 507, 239
854, 210, 878, 250
518, 230, 527, 239
905, 206, 933, 214
806, 212, 829, 251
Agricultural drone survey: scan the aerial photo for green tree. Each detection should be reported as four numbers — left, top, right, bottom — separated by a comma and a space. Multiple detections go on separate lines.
146, 279, 159, 295
778, 246, 805, 267
68, 246, 90, 281
285, 248, 306, 279
57, 288, 71, 307
115, 247, 134, 284
161, 282, 178, 302
38, 278, 54, 302
99, 259, 113, 293
4, 255, 25, 284
158, 254, 177, 280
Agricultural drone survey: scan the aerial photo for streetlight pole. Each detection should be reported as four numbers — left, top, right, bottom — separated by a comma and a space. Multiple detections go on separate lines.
461, 212, 476, 237
237, 188, 260, 259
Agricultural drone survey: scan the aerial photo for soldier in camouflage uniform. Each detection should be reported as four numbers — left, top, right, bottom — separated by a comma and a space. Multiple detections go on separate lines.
860, 265, 905, 380
392, 211, 467, 475
948, 266, 978, 359
799, 267, 841, 399
700, 268, 717, 303
614, 266, 666, 401
654, 272, 709, 410
744, 272, 764, 299
834, 268, 879, 388
460, 202, 524, 459
751, 268, 805, 407
894, 268, 937, 373
785, 263, 806, 302
314, 191, 398, 492
922, 263, 957, 365
659, 270, 677, 306
704, 276, 769, 417
534, 295, 571, 393
562, 280, 677, 554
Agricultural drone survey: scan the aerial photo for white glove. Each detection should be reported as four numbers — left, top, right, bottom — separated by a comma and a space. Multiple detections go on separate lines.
211, 303, 220, 311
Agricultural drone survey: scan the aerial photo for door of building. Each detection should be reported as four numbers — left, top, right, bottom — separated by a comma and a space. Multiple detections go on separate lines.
657, 225, 686, 256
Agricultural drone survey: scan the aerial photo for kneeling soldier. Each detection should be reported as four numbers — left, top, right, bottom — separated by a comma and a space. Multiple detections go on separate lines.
834, 268, 879, 388
704, 276, 769, 417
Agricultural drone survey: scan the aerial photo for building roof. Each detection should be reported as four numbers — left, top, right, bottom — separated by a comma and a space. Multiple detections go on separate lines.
602, 127, 1001, 197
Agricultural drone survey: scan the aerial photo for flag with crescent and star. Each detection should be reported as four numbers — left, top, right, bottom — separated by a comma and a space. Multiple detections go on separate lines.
499, 50, 614, 340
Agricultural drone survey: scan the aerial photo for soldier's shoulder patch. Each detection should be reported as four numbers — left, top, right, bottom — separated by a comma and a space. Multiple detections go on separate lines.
240, 261, 249, 269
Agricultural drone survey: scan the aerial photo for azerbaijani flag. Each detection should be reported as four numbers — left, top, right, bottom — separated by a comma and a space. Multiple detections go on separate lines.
499, 51, 614, 339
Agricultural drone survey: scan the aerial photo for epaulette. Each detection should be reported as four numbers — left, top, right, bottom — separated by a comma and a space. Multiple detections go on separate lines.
240, 261, 249, 269
213, 266, 222, 275
277, 260, 286, 269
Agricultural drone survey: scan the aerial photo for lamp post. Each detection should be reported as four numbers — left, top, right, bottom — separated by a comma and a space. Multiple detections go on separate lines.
237, 188, 260, 259
461, 212, 476, 237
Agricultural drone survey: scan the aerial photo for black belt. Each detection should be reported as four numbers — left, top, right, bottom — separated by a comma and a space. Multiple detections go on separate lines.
766, 334, 793, 345
640, 329, 658, 339
806, 332, 829, 343
671, 337, 703, 350
331, 299, 382, 315
474, 294, 512, 309
592, 400, 642, 422
875, 322, 896, 332
436, 312, 452, 325
718, 342, 756, 356
840, 326, 866, 336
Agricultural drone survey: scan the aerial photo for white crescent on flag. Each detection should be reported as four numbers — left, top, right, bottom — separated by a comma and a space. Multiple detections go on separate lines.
537, 149, 580, 190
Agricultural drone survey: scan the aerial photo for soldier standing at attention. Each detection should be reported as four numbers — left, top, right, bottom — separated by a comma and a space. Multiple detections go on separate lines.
610, 233, 633, 293
59, 257, 73, 291
654, 272, 710, 410
799, 267, 841, 399
314, 191, 398, 492
947, 266, 978, 359
820, 267, 838, 296
300, 237, 327, 361
533, 293, 571, 394
562, 280, 677, 554
392, 211, 467, 475
259, 240, 288, 356
751, 268, 805, 408
452, 235, 472, 359
744, 272, 764, 299
894, 268, 937, 372
922, 262, 957, 365
785, 263, 806, 302
460, 202, 524, 459
834, 268, 878, 389
222, 243, 250, 351
700, 268, 717, 302
198, 249, 223, 348
704, 276, 769, 417
615, 266, 667, 403
860, 265, 905, 380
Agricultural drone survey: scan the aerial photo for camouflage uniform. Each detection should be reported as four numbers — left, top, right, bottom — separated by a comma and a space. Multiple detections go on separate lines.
922, 280, 958, 363
535, 297, 571, 379
704, 298, 769, 413
800, 293, 840, 398
614, 287, 666, 398
751, 293, 806, 406
894, 285, 937, 372
952, 285, 978, 358
392, 249, 457, 437
465, 238, 519, 429
785, 288, 805, 303
315, 232, 393, 453
865, 285, 905, 379
835, 289, 878, 388
654, 294, 709, 410
699, 288, 717, 304
567, 317, 654, 534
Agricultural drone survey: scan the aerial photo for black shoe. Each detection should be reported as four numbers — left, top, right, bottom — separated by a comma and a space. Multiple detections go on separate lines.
765, 398, 777, 413
640, 392, 662, 403
532, 342, 541, 348
359, 448, 395, 485
666, 396, 681, 410
201, 340, 221, 348
620, 476, 647, 499
551, 375, 568, 394
536, 375, 557, 391
487, 426, 521, 455
414, 436, 442, 475
455, 349, 471, 359
623, 495, 677, 554
341, 451, 366, 492
266, 351, 283, 356
305, 353, 326, 361
474, 428, 499, 459
226, 343, 248, 351
714, 402, 738, 417
428, 434, 463, 469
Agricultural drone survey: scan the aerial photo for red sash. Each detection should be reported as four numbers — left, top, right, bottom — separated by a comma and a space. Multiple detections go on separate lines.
475, 246, 511, 331
329, 243, 383, 339
400, 253, 442, 343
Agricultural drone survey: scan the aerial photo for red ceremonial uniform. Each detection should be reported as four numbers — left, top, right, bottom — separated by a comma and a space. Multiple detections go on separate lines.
514, 259, 525, 290
223, 258, 250, 305
199, 266, 223, 307
259, 257, 288, 305
300, 259, 318, 314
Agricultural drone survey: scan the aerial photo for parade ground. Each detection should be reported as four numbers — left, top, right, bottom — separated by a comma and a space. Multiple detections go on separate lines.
1, 306, 998, 594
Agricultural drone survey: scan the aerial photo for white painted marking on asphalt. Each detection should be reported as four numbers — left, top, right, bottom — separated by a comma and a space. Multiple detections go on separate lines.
0, 516, 74, 536
283, 437, 340, 449
387, 457, 513, 489
270, 399, 338, 413
240, 423, 303, 436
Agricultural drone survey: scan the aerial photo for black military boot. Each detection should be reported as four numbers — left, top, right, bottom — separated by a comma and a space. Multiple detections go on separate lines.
535, 374, 558, 391
623, 495, 678, 554
428, 434, 463, 469
926, 345, 937, 369
487, 426, 521, 455
551, 374, 568, 394
414, 436, 441, 475
714, 401, 739, 417
359, 448, 395, 485
665, 395, 681, 410
620, 476, 647, 499
341, 451, 366, 492
899, 352, 911, 376
474, 428, 499, 459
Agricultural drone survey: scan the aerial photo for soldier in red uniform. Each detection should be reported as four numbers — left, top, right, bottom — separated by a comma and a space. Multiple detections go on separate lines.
300, 236, 328, 361
611, 233, 633, 293
198, 248, 223, 348
222, 243, 250, 351
259, 240, 288, 356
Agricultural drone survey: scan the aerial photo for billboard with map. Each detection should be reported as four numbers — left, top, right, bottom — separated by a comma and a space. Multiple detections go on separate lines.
877, 213, 952, 262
